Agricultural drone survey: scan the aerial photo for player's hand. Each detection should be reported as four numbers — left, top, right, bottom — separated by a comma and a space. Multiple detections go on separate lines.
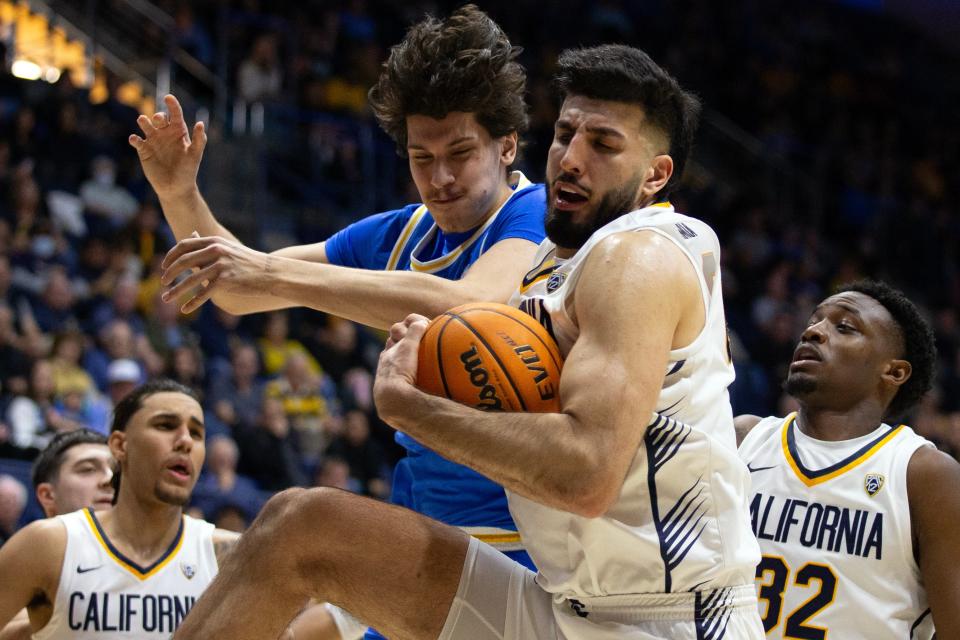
128, 94, 206, 201
160, 234, 273, 313
374, 315, 429, 423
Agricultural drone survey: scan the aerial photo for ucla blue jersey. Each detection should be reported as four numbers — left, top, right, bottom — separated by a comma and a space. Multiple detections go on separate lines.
325, 172, 544, 568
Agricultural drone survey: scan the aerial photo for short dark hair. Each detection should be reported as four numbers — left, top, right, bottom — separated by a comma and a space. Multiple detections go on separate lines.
838, 280, 937, 420
110, 379, 200, 501
110, 378, 199, 433
31, 429, 108, 488
554, 44, 701, 200
368, 4, 528, 155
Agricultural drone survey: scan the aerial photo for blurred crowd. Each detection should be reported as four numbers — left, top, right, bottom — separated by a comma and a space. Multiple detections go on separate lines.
0, 0, 957, 535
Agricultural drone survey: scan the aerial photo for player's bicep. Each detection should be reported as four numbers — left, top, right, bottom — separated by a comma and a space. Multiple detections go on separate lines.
271, 241, 329, 263
908, 446, 960, 636
561, 233, 691, 477
0, 521, 64, 627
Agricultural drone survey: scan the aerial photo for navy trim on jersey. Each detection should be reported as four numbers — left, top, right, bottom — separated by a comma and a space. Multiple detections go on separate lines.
909, 608, 931, 638
86, 508, 185, 576
786, 419, 899, 481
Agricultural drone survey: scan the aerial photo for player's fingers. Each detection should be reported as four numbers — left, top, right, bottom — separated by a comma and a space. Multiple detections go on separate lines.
164, 94, 185, 124
152, 112, 169, 129
161, 236, 216, 271
161, 244, 223, 286
163, 262, 221, 302
128, 134, 145, 150
181, 286, 216, 314
388, 321, 408, 344
401, 318, 429, 345
137, 114, 157, 136
403, 313, 429, 327
191, 121, 207, 155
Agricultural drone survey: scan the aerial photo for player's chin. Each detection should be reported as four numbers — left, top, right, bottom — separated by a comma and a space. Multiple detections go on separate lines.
784, 371, 818, 398
154, 483, 192, 507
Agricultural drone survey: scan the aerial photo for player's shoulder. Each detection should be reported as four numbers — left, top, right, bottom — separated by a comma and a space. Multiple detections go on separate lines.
0, 516, 67, 570
907, 444, 960, 497
736, 414, 786, 451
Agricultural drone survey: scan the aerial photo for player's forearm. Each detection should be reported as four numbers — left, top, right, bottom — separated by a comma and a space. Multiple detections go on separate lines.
377, 382, 615, 517
158, 187, 239, 243
270, 259, 489, 330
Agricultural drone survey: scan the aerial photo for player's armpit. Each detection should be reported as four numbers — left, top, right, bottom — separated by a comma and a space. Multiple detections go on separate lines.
907, 445, 960, 637
0, 520, 65, 629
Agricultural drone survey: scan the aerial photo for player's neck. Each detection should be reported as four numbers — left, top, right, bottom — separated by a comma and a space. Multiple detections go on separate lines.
100, 490, 185, 562
796, 402, 886, 441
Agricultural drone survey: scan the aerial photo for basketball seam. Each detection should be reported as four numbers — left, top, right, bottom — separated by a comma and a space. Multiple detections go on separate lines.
462, 307, 564, 373
448, 312, 528, 412
435, 316, 454, 400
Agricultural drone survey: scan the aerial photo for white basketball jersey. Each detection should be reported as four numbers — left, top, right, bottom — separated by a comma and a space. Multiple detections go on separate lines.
507, 203, 760, 603
738, 414, 935, 639
34, 508, 218, 639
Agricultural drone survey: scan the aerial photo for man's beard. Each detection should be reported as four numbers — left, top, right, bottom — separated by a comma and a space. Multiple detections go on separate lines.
545, 172, 643, 250
784, 372, 817, 398
154, 483, 190, 507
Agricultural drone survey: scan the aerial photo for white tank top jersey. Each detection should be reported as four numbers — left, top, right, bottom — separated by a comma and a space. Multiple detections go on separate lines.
507, 203, 760, 604
33, 508, 218, 639
738, 413, 935, 639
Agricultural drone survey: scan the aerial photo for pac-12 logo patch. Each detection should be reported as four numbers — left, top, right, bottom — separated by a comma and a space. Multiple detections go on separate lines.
546, 271, 566, 293
864, 473, 885, 497
180, 562, 197, 579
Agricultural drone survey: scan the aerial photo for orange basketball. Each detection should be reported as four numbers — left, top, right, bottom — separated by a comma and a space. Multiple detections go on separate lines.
417, 302, 563, 412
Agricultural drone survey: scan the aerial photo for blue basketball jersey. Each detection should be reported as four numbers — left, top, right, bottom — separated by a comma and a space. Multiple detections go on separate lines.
325, 172, 544, 568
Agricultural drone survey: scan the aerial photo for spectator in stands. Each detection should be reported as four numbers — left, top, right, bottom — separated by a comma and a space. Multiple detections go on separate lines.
265, 351, 339, 461
89, 275, 145, 335
237, 34, 283, 103
0, 302, 32, 398
258, 311, 321, 377
208, 342, 265, 432
105, 357, 142, 406
79, 155, 139, 234
0, 474, 27, 546
327, 408, 387, 498
48, 331, 95, 399
165, 343, 206, 397
31, 267, 79, 334
313, 456, 360, 493
235, 397, 306, 491
190, 434, 262, 523
145, 290, 195, 360
6, 359, 83, 453
83, 319, 157, 391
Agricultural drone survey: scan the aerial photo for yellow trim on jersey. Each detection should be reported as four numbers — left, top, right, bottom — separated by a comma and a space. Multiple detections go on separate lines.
652, 201, 673, 208
781, 413, 905, 487
518, 259, 557, 293
83, 509, 185, 581
385, 205, 428, 271
473, 532, 522, 544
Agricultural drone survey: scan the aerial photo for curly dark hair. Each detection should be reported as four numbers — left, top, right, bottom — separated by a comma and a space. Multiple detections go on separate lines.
368, 4, 528, 156
554, 45, 701, 200
838, 280, 937, 420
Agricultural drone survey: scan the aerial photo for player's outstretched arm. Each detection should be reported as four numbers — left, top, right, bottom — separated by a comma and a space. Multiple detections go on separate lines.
908, 445, 960, 636
0, 520, 65, 630
375, 231, 700, 516
160, 234, 538, 329
128, 95, 231, 242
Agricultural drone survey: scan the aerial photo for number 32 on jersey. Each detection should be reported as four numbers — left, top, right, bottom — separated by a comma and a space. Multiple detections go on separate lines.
756, 554, 838, 640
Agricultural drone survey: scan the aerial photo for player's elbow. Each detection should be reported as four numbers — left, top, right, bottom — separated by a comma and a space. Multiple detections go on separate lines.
547, 463, 620, 518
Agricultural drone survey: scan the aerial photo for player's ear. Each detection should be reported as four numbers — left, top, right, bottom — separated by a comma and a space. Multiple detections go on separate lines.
882, 358, 911, 389
108, 431, 127, 465
499, 131, 518, 166
641, 154, 673, 202
36, 482, 56, 516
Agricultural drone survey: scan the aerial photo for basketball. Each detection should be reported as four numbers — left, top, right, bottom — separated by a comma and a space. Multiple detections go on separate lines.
417, 303, 563, 413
